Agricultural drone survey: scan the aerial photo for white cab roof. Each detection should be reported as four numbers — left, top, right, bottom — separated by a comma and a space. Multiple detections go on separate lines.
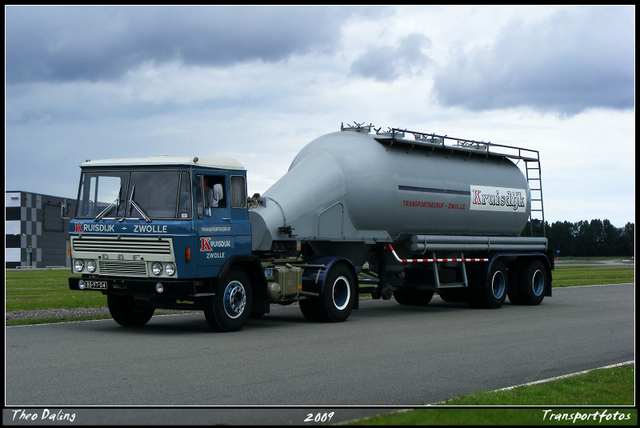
81, 155, 245, 170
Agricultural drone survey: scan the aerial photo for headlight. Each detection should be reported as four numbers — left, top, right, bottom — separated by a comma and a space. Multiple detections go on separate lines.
165, 263, 176, 276
86, 260, 97, 273
151, 262, 163, 276
74, 259, 85, 272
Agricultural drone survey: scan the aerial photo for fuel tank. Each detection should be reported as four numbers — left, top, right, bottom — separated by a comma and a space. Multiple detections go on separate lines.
249, 126, 531, 264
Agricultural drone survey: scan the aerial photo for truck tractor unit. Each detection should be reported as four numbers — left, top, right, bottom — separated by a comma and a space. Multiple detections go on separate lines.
68, 123, 553, 331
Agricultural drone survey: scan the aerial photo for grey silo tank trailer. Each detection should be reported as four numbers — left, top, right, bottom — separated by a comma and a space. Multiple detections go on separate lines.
67, 123, 553, 332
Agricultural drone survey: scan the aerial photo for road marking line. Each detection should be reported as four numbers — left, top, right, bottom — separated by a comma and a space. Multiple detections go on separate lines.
496, 360, 635, 391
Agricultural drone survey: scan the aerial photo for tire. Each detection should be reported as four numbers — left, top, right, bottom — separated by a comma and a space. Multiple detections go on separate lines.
299, 298, 321, 322
204, 267, 252, 332
467, 261, 508, 309
393, 288, 434, 305
314, 263, 356, 322
107, 294, 155, 327
517, 260, 547, 305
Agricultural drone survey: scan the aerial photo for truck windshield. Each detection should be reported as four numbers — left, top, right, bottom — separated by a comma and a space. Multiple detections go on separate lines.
75, 170, 192, 220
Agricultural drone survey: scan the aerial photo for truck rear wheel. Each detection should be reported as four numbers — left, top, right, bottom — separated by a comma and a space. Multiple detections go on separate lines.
517, 260, 547, 305
299, 298, 320, 322
204, 267, 253, 332
315, 263, 356, 322
107, 294, 155, 327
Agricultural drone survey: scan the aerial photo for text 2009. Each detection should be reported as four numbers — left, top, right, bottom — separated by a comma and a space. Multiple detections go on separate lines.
304, 412, 335, 423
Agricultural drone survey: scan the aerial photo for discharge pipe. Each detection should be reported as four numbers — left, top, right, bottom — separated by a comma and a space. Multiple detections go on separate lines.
410, 235, 548, 253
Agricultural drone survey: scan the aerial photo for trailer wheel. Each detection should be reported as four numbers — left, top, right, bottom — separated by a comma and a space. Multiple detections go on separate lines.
467, 261, 508, 309
204, 267, 252, 332
393, 288, 434, 305
315, 263, 356, 322
107, 294, 155, 327
517, 260, 547, 306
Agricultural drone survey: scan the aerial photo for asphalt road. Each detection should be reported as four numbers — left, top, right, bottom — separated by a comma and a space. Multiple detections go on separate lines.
5, 283, 634, 425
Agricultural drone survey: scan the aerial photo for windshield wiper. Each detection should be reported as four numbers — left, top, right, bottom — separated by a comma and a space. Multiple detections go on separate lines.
94, 198, 120, 222
95, 182, 123, 222
127, 185, 151, 222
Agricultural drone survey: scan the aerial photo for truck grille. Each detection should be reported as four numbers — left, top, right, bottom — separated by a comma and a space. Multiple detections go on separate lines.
71, 236, 175, 278
72, 236, 172, 254
99, 260, 147, 277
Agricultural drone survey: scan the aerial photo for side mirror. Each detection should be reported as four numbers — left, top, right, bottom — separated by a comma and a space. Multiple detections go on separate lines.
61, 199, 70, 219
213, 184, 224, 201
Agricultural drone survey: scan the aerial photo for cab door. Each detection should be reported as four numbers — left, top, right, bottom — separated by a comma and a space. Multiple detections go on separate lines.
195, 173, 234, 277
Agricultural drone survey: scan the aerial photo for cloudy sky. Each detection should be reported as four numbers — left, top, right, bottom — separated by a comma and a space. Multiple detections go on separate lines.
5, 5, 635, 227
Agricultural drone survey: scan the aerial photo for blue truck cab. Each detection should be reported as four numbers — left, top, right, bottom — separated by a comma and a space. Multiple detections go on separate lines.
68, 155, 270, 331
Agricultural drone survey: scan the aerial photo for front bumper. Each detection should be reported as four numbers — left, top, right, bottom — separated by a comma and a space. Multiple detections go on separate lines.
69, 277, 212, 297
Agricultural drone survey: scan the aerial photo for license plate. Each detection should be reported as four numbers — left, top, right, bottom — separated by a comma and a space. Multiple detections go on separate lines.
83, 280, 108, 290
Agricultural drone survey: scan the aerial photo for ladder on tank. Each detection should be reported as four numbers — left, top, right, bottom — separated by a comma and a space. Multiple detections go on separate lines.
524, 156, 545, 237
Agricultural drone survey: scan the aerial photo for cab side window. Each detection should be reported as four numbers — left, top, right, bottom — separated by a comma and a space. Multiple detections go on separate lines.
196, 174, 226, 218
230, 175, 247, 209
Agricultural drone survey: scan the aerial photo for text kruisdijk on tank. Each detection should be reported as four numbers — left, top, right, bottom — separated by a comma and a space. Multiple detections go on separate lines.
470, 185, 526, 212
402, 185, 526, 213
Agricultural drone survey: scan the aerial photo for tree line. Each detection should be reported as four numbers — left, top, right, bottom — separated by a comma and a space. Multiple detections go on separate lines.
523, 219, 634, 257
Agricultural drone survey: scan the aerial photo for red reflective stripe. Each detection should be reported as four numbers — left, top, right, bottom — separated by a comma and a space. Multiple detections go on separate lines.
387, 244, 488, 263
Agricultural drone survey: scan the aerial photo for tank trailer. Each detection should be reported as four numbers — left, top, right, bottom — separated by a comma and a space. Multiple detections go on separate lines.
68, 123, 554, 331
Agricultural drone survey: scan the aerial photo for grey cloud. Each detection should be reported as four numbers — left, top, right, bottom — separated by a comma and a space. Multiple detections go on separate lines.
6, 5, 356, 83
350, 33, 433, 81
432, 6, 634, 116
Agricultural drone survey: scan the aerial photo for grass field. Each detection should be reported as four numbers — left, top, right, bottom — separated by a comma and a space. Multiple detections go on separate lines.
5, 262, 636, 425
552, 265, 635, 287
6, 269, 104, 311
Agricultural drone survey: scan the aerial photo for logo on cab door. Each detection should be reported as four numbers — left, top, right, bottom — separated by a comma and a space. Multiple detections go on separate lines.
200, 237, 233, 259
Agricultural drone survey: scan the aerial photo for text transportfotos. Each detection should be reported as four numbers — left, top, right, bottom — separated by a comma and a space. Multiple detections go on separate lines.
542, 409, 631, 423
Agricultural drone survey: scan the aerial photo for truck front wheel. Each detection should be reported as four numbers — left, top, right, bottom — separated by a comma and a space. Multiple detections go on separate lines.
107, 294, 155, 327
204, 267, 253, 332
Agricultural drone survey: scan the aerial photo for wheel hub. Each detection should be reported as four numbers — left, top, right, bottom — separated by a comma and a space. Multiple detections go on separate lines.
332, 276, 351, 311
223, 281, 247, 319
